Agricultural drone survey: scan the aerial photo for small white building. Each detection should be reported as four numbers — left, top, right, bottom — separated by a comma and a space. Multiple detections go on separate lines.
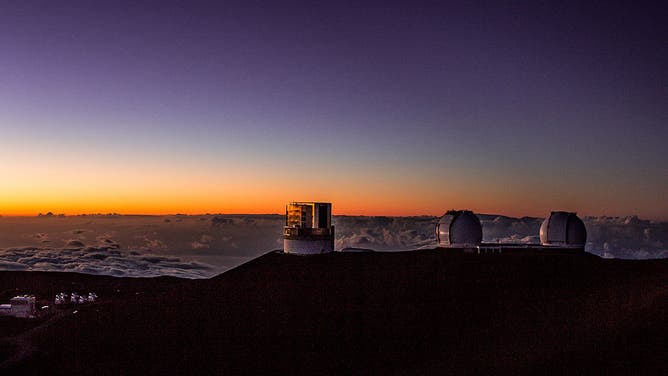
0, 295, 36, 318
55, 293, 67, 305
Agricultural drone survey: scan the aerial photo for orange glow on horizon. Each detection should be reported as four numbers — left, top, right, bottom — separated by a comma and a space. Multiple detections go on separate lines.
0, 189, 535, 218
2, 193, 661, 220
1, 149, 666, 220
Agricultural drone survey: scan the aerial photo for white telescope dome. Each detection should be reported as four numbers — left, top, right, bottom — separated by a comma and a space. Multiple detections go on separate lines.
436, 210, 482, 247
539, 211, 587, 246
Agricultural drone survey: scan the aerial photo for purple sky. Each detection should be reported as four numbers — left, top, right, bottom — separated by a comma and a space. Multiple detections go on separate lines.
0, 1, 666, 218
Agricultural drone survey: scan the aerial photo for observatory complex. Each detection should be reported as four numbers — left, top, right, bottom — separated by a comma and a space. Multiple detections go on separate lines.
436, 210, 587, 254
280, 201, 586, 255
283, 202, 335, 254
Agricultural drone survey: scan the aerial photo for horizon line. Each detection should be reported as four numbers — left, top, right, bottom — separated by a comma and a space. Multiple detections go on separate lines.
0, 212, 664, 221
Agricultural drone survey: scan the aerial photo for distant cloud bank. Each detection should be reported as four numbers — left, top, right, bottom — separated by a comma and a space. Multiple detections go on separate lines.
0, 214, 666, 278
0, 246, 212, 278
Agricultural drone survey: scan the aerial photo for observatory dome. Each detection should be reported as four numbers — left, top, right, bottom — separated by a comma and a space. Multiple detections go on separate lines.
539, 211, 587, 246
436, 210, 482, 247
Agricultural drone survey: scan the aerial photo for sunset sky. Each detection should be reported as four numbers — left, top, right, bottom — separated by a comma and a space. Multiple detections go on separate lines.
1, 1, 666, 219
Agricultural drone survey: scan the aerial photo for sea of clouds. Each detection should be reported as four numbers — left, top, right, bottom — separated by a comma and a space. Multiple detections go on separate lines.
0, 214, 666, 278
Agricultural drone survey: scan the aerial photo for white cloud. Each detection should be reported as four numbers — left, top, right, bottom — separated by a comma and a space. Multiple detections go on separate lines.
1, 214, 666, 278
0, 246, 213, 278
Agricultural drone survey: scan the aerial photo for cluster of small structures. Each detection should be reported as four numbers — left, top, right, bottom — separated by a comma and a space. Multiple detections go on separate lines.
283, 202, 587, 255
0, 292, 100, 320
0, 295, 37, 318
55, 292, 98, 305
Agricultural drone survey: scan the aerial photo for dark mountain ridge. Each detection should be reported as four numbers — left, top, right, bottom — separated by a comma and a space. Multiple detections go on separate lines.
1, 250, 667, 374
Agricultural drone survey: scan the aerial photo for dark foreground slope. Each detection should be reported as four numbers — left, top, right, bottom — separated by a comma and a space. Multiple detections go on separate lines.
1, 250, 667, 375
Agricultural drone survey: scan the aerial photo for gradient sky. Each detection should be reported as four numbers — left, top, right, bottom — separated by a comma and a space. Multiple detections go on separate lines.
1, 1, 666, 219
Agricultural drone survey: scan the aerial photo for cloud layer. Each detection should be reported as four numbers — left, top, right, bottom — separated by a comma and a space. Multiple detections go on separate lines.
0, 246, 212, 278
334, 216, 438, 250
1, 214, 666, 278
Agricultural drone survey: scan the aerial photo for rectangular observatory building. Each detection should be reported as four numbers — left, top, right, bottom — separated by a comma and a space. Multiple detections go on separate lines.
283, 202, 335, 254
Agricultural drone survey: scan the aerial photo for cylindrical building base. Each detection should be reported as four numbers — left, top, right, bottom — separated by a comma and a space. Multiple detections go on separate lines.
283, 238, 334, 254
